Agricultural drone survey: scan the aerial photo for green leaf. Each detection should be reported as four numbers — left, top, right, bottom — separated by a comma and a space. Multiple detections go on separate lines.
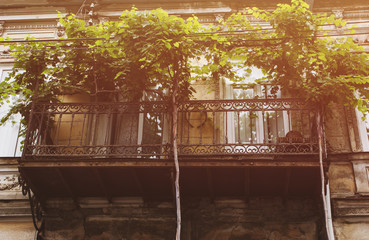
164, 41, 171, 49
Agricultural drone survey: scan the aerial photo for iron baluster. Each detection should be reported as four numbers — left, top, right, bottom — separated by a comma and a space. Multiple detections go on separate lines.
68, 113, 75, 146
225, 111, 228, 144
80, 112, 87, 145
199, 110, 203, 145
250, 111, 253, 144
55, 113, 63, 145
212, 111, 216, 144
262, 110, 266, 144
187, 112, 190, 145
237, 111, 241, 144
35, 104, 46, 146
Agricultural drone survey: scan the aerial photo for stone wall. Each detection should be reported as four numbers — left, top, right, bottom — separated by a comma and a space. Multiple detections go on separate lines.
41, 197, 324, 240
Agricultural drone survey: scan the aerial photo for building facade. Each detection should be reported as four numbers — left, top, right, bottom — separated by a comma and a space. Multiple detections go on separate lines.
1, 0, 369, 239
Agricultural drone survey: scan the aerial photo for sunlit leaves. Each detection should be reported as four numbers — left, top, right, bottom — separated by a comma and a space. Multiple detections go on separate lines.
221, 0, 369, 115
1, 0, 369, 131
1, 8, 205, 127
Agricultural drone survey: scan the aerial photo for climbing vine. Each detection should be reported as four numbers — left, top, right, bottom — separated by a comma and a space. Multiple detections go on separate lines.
204, 0, 369, 114
1, 1, 369, 240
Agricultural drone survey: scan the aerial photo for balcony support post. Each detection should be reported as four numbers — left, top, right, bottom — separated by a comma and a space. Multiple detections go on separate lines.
206, 168, 215, 202
130, 169, 144, 197
92, 168, 112, 203
244, 168, 250, 202
283, 168, 291, 202
55, 168, 79, 208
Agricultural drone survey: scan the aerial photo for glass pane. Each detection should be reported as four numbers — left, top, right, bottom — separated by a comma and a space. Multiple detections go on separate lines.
0, 69, 23, 157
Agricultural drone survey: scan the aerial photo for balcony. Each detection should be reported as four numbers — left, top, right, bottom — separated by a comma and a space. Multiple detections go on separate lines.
23, 98, 318, 162
18, 98, 321, 201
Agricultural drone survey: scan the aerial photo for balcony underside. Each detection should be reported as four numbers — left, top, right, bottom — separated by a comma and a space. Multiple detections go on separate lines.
19, 165, 321, 201
20, 153, 320, 168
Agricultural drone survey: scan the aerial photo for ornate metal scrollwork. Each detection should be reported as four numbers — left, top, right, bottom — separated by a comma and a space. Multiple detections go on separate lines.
18, 174, 45, 240
178, 99, 312, 112
177, 142, 318, 155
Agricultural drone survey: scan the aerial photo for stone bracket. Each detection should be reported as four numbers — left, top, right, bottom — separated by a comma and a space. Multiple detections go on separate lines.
352, 161, 369, 195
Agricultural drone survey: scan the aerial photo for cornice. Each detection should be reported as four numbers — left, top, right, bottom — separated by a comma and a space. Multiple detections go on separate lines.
0, 13, 60, 22
0, 7, 367, 40
0, 7, 368, 25
0, 54, 13, 61
344, 11, 369, 19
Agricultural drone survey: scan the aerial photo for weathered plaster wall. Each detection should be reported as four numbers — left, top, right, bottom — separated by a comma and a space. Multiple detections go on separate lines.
329, 163, 356, 198
0, 222, 35, 240
0, 158, 33, 240
328, 158, 369, 240
324, 106, 352, 153
333, 221, 369, 240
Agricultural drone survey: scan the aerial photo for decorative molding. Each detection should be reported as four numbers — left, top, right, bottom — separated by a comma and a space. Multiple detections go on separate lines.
334, 207, 369, 217
332, 9, 344, 19
0, 175, 20, 191
2, 10, 366, 31
344, 10, 369, 19
333, 199, 369, 217
4, 24, 56, 31
0, 53, 13, 60
214, 14, 224, 22
198, 17, 217, 23
0, 21, 4, 37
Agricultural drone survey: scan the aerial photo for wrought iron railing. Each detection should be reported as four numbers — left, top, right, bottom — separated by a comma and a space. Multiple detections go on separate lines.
23, 99, 318, 160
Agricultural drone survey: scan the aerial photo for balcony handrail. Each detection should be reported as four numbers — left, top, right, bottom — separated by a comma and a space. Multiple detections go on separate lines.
33, 98, 313, 113
179, 98, 313, 112
33, 101, 170, 114
24, 98, 319, 159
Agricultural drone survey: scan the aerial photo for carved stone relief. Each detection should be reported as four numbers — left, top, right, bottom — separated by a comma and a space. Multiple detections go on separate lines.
56, 20, 65, 37
332, 9, 344, 19
0, 174, 19, 191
